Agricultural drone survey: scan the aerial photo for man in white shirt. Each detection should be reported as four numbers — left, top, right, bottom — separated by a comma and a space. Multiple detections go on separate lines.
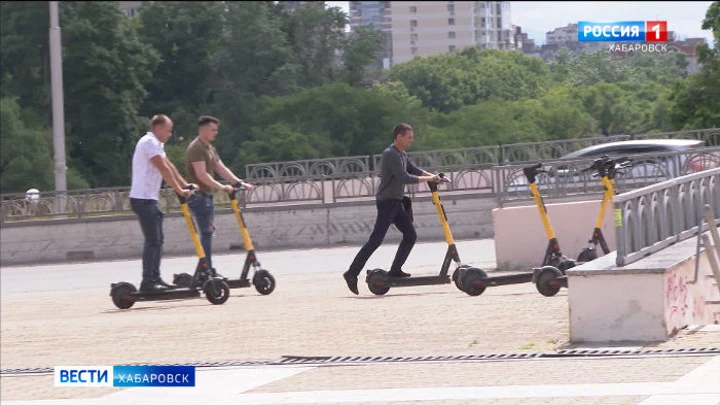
129, 114, 195, 292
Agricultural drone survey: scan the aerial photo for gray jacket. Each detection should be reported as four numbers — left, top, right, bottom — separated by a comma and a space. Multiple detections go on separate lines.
376, 144, 424, 201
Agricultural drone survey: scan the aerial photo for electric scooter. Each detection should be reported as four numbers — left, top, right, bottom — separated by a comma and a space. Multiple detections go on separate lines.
172, 184, 276, 295
365, 173, 484, 295
458, 163, 577, 297
109, 188, 231, 310
576, 155, 633, 262
521, 163, 577, 297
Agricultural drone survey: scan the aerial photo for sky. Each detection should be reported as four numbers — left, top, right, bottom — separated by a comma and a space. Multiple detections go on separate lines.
325, 1, 715, 47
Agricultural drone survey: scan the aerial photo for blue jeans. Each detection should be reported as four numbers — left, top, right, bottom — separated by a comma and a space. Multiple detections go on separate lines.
346, 198, 417, 278
130, 198, 164, 283
188, 193, 215, 269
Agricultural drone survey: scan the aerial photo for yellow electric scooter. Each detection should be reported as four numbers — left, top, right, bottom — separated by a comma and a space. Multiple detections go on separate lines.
172, 184, 276, 295
576, 156, 633, 262
365, 173, 482, 295
521, 163, 577, 297
110, 187, 231, 309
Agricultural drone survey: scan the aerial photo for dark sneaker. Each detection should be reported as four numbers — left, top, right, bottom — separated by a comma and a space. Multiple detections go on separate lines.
209, 268, 226, 279
388, 270, 412, 278
154, 278, 177, 289
343, 271, 359, 295
140, 282, 169, 293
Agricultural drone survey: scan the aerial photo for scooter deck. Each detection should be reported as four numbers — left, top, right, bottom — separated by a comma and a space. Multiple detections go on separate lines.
480, 272, 534, 287
225, 279, 252, 289
130, 288, 201, 301
385, 275, 451, 287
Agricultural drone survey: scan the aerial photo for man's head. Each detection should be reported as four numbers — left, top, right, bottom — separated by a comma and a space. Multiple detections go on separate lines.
198, 115, 220, 143
150, 114, 173, 143
392, 123, 414, 151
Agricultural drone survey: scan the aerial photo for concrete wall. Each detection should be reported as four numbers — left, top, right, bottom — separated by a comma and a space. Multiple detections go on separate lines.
567, 231, 720, 342
492, 199, 616, 270
0, 195, 498, 267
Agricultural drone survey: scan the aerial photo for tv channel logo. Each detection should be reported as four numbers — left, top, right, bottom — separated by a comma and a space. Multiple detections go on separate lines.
55, 365, 195, 387
578, 21, 668, 42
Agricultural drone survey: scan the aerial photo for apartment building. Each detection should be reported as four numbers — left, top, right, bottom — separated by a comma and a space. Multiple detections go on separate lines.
351, 1, 514, 67
545, 23, 578, 45
349, 1, 393, 69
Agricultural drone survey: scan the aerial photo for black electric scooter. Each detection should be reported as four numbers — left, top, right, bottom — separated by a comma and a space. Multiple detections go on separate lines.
365, 173, 484, 295
109, 188, 231, 309
576, 155, 633, 262
172, 184, 276, 295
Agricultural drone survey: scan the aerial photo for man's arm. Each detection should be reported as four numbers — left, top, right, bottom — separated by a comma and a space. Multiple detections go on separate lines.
191, 161, 233, 192
150, 155, 191, 195
215, 160, 255, 190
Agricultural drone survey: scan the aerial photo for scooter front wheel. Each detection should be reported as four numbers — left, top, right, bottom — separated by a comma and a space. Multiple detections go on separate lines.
204, 279, 230, 305
452, 265, 472, 291
253, 270, 276, 295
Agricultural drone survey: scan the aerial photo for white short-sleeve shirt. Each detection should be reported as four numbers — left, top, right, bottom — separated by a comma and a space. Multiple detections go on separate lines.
129, 132, 166, 200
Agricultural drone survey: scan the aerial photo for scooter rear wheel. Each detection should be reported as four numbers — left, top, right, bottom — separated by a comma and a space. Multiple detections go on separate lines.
110, 283, 137, 309
253, 270, 276, 295
204, 279, 230, 305
461, 268, 488, 296
367, 269, 390, 296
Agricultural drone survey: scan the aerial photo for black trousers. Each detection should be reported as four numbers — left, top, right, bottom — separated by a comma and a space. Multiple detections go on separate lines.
130, 198, 164, 283
346, 198, 417, 277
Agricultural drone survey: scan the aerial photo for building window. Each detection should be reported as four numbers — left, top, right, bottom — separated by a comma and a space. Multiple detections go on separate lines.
122, 8, 135, 17
411, 33, 419, 41
410, 6, 417, 13
448, 31, 455, 39
496, 3, 502, 14
411, 47, 419, 55
448, 18, 455, 25
449, 45, 456, 53
447, 4, 454, 12
497, 17, 502, 29
410, 20, 417, 27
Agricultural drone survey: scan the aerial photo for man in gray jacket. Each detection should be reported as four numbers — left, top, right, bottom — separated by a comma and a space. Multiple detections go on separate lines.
343, 123, 442, 295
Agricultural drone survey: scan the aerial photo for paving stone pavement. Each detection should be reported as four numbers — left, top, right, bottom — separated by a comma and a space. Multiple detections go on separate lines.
1, 239, 719, 404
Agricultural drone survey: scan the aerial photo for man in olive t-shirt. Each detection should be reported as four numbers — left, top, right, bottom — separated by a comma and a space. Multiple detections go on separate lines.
184, 115, 255, 273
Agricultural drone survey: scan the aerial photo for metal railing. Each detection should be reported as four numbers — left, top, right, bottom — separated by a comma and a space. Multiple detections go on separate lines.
614, 168, 720, 267
2, 139, 719, 224
243, 128, 719, 180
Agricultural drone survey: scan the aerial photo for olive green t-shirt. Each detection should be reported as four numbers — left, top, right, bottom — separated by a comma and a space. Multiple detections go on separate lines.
185, 138, 219, 195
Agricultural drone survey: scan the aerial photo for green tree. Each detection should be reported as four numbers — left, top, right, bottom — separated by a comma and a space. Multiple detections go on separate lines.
280, 2, 347, 88
0, 2, 51, 124
388, 49, 550, 113
667, 1, 720, 130
207, 1, 297, 161
341, 25, 384, 87
137, 1, 225, 138
0, 98, 54, 193
61, 2, 160, 187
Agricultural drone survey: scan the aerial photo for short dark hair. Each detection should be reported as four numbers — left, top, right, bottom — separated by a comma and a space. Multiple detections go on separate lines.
149, 114, 170, 130
198, 115, 220, 127
393, 123, 413, 139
